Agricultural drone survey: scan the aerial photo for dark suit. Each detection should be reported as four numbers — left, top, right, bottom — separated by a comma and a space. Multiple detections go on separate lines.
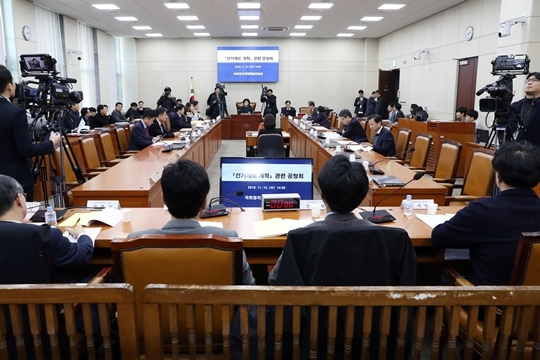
375, 97, 388, 119
157, 95, 176, 113
280, 106, 296, 117
366, 97, 377, 116
432, 188, 540, 285
168, 112, 191, 131
0, 98, 55, 198
128, 121, 153, 150
260, 94, 278, 116
389, 110, 405, 123
354, 96, 368, 116
340, 118, 367, 142
507, 98, 540, 147
125, 108, 141, 120
310, 112, 330, 129
207, 93, 220, 119
149, 119, 175, 138
372, 127, 396, 156
90, 112, 113, 128
60, 108, 80, 132
238, 105, 253, 114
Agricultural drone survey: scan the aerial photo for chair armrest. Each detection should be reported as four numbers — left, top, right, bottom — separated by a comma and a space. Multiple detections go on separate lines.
101, 159, 122, 166
87, 267, 114, 285
85, 167, 109, 172
416, 169, 435, 176
443, 268, 475, 286
432, 178, 455, 184
445, 195, 487, 205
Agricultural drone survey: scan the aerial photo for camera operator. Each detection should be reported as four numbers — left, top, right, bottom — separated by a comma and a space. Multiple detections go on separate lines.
157, 86, 177, 113
260, 88, 278, 117
0, 65, 60, 201
206, 87, 221, 119
60, 100, 80, 133
507, 72, 540, 147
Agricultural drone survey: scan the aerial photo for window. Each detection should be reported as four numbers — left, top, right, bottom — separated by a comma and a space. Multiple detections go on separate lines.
77, 21, 97, 108
35, 4, 66, 76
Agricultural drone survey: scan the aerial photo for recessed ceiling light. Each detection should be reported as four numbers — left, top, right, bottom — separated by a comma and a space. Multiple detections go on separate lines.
347, 26, 367, 30
92, 4, 119, 10
237, 2, 260, 9
295, 25, 313, 29
164, 2, 189, 9
177, 15, 198, 21
300, 16, 322, 21
378, 4, 405, 10
239, 15, 259, 20
290, 32, 306, 37
133, 26, 152, 30
186, 25, 205, 29
194, 32, 210, 36
361, 16, 383, 21
115, 16, 137, 21
337, 33, 354, 37
308, 3, 333, 9
242, 32, 258, 36
241, 25, 259, 29
146, 33, 163, 37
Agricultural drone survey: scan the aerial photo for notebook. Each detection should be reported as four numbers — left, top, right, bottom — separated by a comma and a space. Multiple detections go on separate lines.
372, 175, 406, 187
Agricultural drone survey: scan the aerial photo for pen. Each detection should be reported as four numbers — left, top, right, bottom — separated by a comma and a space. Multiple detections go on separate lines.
72, 217, 80, 228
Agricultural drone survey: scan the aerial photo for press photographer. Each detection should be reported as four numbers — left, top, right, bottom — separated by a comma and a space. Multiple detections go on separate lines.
157, 86, 177, 113
260, 85, 278, 117
207, 83, 228, 119
0, 65, 60, 201
507, 72, 540, 147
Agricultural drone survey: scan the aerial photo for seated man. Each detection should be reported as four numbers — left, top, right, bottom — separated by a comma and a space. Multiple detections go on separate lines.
280, 100, 296, 117
168, 104, 192, 131
305, 100, 317, 119
124, 102, 139, 121
237, 98, 254, 114
456, 106, 467, 121
128, 158, 256, 285
90, 104, 114, 128
363, 115, 396, 156
432, 141, 540, 285
128, 109, 160, 150
111, 102, 127, 123
0, 175, 93, 284
309, 105, 330, 128
149, 107, 180, 138
337, 109, 367, 143
464, 109, 478, 123
60, 100, 80, 133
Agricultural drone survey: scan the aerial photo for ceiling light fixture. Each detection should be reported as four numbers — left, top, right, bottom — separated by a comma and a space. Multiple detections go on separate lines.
186, 25, 205, 29
146, 33, 163, 37
164, 2, 189, 9
290, 32, 306, 37
242, 32, 258, 36
115, 16, 137, 21
241, 25, 259, 29
347, 26, 367, 30
177, 15, 198, 21
361, 16, 383, 21
237, 2, 261, 9
300, 15, 322, 21
133, 26, 152, 30
92, 4, 119, 10
239, 15, 259, 20
295, 25, 313, 29
194, 32, 210, 36
308, 3, 333, 9
378, 4, 405, 10
337, 33, 354, 37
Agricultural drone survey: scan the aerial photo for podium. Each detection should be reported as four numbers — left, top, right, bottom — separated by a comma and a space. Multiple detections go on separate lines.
221, 114, 263, 139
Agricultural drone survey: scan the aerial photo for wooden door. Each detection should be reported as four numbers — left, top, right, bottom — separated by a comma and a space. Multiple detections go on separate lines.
456, 57, 478, 112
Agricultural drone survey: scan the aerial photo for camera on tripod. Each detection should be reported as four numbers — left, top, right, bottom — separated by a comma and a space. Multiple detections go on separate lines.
476, 54, 529, 125
215, 82, 227, 96
261, 84, 268, 97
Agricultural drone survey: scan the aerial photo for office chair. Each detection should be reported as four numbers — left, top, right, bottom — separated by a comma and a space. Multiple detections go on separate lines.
256, 134, 285, 157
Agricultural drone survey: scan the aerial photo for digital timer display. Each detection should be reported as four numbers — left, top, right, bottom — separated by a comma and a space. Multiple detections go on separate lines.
262, 194, 301, 211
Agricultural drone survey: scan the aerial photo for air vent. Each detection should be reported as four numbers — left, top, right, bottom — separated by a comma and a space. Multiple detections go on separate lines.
262, 27, 290, 32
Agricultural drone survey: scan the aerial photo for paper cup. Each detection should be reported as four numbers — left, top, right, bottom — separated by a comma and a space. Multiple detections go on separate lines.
427, 203, 438, 215
311, 204, 321, 218
121, 209, 132, 222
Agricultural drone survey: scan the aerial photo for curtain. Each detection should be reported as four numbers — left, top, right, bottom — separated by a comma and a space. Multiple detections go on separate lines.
35, 4, 66, 76
77, 21, 97, 108
0, 0, 18, 76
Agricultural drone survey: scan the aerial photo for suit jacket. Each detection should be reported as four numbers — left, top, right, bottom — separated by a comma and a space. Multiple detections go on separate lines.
111, 109, 126, 123
366, 97, 377, 116
432, 188, 540, 285
148, 119, 175, 138
128, 219, 256, 285
0, 98, 55, 188
354, 97, 368, 116
168, 112, 191, 131
261, 94, 278, 116
375, 97, 388, 119
237, 105, 253, 114
280, 107, 296, 117
507, 98, 540, 147
128, 120, 153, 150
310, 112, 330, 129
125, 108, 141, 120
60, 108, 80, 132
340, 118, 367, 143
389, 110, 404, 123
90, 112, 113, 128
207, 93, 220, 119
372, 127, 396, 156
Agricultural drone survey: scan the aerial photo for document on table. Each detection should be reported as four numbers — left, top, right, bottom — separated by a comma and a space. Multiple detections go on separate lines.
415, 214, 455, 229
253, 218, 313, 237
63, 227, 102, 246
59, 208, 123, 227
321, 131, 341, 139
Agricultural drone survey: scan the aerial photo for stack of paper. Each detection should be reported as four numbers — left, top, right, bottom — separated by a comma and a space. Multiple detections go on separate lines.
59, 208, 123, 227
63, 227, 102, 246
415, 214, 455, 229
253, 218, 313, 237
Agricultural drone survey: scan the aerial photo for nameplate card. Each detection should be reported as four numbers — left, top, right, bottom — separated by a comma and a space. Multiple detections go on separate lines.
400, 199, 434, 209
86, 200, 121, 209
149, 172, 161, 183
300, 200, 326, 210
26, 202, 42, 211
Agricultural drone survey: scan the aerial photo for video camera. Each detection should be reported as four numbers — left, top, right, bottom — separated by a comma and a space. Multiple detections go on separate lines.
215, 82, 227, 96
476, 54, 529, 125
261, 84, 268, 97
16, 54, 83, 111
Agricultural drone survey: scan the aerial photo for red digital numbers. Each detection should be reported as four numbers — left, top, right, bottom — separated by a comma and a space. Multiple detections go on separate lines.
268, 199, 295, 209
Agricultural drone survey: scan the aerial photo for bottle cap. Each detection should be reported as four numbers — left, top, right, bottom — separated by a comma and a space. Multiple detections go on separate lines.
406, 195, 412, 200
47, 206, 53, 211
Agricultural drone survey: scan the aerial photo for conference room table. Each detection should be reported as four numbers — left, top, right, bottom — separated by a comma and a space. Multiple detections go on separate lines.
245, 130, 291, 157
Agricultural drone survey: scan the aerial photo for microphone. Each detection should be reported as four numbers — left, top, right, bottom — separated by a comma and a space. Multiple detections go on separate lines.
358, 172, 423, 223
369, 147, 415, 175
201, 190, 244, 218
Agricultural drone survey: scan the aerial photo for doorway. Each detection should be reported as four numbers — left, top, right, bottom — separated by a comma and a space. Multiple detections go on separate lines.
378, 69, 400, 105
456, 57, 478, 112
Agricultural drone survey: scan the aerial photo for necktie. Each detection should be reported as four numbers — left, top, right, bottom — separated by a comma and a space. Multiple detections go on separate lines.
374, 133, 380, 146
145, 126, 149, 137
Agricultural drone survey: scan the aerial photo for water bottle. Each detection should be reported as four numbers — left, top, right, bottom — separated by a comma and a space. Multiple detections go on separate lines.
403, 195, 414, 218
44, 206, 57, 227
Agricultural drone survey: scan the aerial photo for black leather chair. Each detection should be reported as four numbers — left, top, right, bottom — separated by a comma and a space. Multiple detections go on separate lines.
256, 134, 285, 157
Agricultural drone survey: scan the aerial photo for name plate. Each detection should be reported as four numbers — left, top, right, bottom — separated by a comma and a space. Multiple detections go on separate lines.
149, 172, 161, 183
400, 199, 434, 209
300, 200, 326, 210
86, 200, 121, 209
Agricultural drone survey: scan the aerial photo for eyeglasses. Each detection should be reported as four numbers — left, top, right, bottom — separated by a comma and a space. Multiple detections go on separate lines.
525, 78, 539, 84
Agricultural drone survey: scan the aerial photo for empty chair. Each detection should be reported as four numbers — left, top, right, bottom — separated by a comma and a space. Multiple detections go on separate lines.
421, 140, 462, 195
256, 134, 285, 157
98, 132, 126, 165
78, 137, 109, 172
299, 106, 312, 116
406, 133, 432, 170
394, 128, 412, 159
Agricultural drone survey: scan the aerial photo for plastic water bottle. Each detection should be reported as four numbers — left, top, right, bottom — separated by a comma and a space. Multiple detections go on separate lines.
44, 206, 57, 227
403, 195, 414, 218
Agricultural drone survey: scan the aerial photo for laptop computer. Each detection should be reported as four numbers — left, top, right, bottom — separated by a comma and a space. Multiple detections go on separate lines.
372, 175, 405, 187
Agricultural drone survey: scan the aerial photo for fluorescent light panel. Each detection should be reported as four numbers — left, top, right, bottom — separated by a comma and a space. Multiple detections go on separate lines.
242, 32, 258, 36
295, 25, 313, 29
177, 15, 198, 21
308, 2, 333, 9
186, 25, 205, 29
194, 32, 210, 36
133, 25, 152, 30
115, 16, 137, 21
237, 2, 260, 9
239, 15, 259, 20
164, 2, 189, 9
361, 16, 383, 21
378, 4, 405, 10
337, 33, 353, 37
92, 4, 119, 10
241, 25, 258, 29
300, 15, 321, 20
290, 32, 306, 36
146, 33, 162, 37
347, 26, 367, 30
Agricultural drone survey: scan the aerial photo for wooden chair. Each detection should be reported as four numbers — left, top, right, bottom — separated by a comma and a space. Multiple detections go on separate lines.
235, 102, 256, 113
443, 232, 540, 359
420, 140, 462, 195
395, 128, 412, 160
114, 127, 138, 155
406, 133, 432, 170
78, 137, 110, 172
329, 112, 338, 129
299, 106, 312, 116
445, 148, 494, 205
99, 133, 131, 165
111, 234, 243, 356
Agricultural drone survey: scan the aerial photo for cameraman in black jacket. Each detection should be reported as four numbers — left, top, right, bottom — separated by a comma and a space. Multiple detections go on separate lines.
157, 86, 177, 113
260, 88, 278, 117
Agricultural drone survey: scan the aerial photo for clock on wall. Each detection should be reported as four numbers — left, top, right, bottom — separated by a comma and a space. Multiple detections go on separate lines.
465, 26, 474, 41
22, 26, 31, 41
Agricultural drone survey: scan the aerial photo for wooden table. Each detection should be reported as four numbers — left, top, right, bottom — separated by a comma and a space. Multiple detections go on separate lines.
245, 131, 291, 157
221, 114, 263, 139
70, 121, 222, 208
288, 120, 448, 206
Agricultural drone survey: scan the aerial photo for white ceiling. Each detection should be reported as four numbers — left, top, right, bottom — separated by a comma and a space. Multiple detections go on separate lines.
31, 0, 466, 39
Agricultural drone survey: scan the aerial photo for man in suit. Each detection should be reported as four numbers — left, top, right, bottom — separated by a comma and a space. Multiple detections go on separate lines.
111, 102, 127, 123
309, 106, 330, 128
365, 91, 377, 116
432, 141, 540, 285
280, 100, 296, 117
157, 86, 177, 113
60, 100, 81, 133
306, 100, 318, 119
90, 104, 114, 128
363, 115, 396, 156
0, 174, 93, 283
168, 104, 192, 131
337, 109, 367, 143
149, 107, 180, 138
128, 109, 160, 150
387, 103, 405, 123
374, 90, 388, 119
206, 87, 221, 119
260, 89, 278, 117
129, 158, 256, 285
507, 72, 540, 147
0, 65, 61, 201
353, 89, 368, 117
